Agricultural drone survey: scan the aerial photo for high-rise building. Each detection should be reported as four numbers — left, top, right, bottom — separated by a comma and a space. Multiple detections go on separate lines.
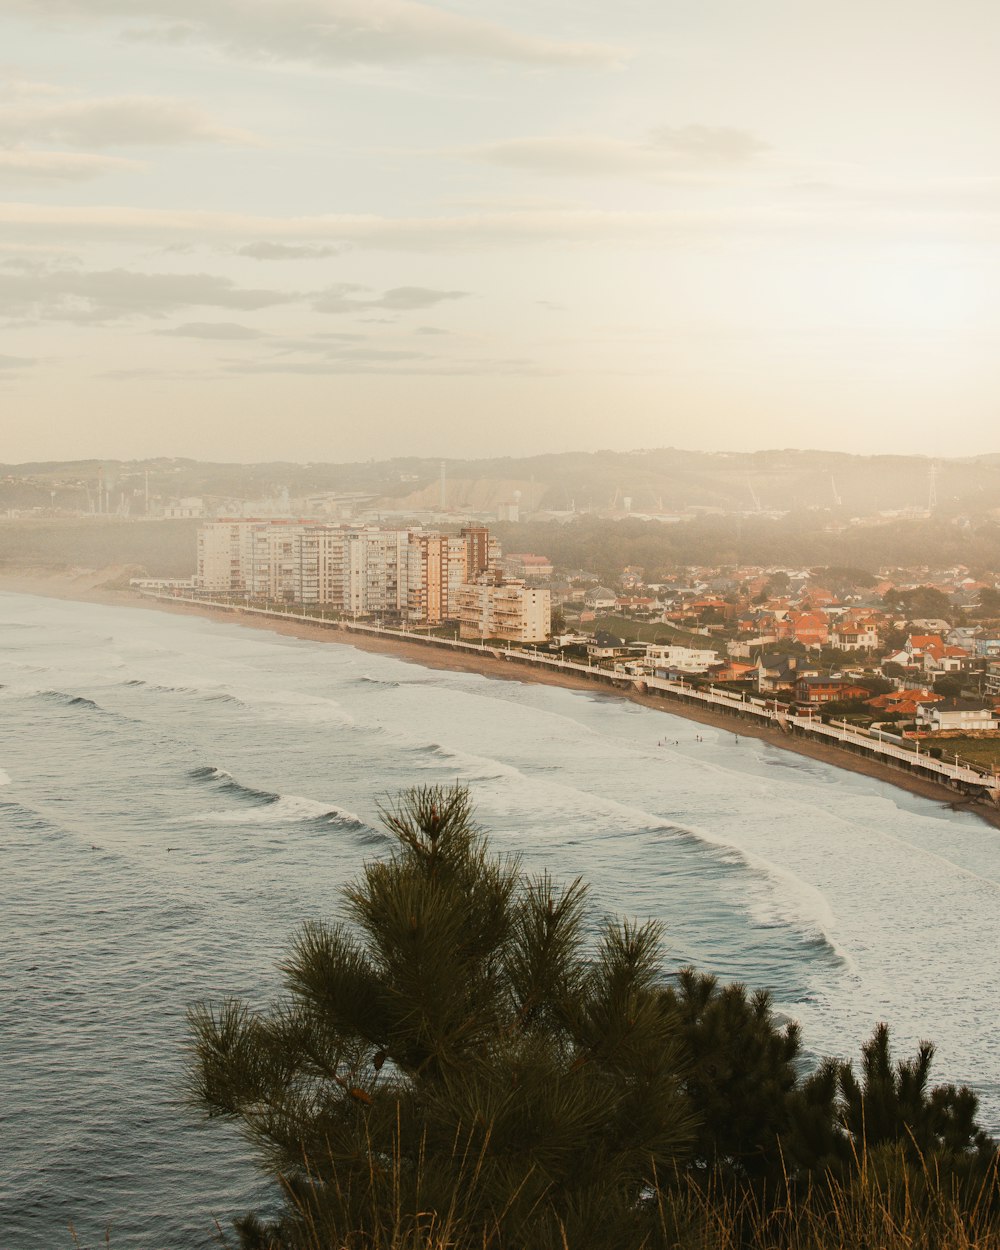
195, 521, 503, 625
196, 519, 266, 593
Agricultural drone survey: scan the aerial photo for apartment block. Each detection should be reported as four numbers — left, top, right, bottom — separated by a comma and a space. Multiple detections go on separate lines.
195, 520, 504, 626
196, 519, 266, 593
455, 575, 551, 643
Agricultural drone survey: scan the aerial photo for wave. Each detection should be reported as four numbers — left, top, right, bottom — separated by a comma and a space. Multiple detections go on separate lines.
408, 740, 526, 783
191, 794, 375, 833
658, 818, 855, 971
0, 768, 10, 786
187, 765, 277, 805
122, 678, 205, 697
39, 690, 102, 711
185, 766, 377, 834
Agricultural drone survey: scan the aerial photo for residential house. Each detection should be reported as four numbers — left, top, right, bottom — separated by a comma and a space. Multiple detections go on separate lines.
904, 634, 944, 660
776, 610, 829, 648
974, 635, 1000, 659
615, 596, 660, 614
916, 698, 999, 733
645, 644, 718, 674
922, 642, 969, 675
587, 631, 630, 661
756, 653, 818, 694
946, 627, 979, 653
502, 553, 554, 581
584, 586, 617, 611
709, 659, 757, 683
867, 688, 942, 717
795, 675, 870, 706
830, 623, 879, 651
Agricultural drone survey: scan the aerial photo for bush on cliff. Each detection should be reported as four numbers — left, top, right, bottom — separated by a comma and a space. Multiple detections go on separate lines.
188, 784, 998, 1249
188, 785, 694, 1250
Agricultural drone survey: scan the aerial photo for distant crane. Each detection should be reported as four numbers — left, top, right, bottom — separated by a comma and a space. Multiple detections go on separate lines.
830, 475, 842, 508
746, 478, 761, 512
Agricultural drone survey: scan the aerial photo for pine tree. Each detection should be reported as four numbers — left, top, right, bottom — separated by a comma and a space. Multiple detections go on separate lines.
188, 785, 694, 1249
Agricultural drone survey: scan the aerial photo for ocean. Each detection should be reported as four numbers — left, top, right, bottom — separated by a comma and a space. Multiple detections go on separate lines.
3, 590, 1000, 1249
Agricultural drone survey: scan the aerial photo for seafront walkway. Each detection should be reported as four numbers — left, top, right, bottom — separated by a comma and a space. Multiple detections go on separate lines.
145, 594, 1000, 803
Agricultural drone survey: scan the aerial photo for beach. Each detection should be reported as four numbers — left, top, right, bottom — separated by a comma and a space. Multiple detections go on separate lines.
3, 565, 999, 829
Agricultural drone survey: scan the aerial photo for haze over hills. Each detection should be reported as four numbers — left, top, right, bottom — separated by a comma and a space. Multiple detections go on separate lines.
4, 448, 1000, 518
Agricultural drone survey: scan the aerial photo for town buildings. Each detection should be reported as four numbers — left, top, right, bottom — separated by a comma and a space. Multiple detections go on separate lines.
194, 519, 547, 642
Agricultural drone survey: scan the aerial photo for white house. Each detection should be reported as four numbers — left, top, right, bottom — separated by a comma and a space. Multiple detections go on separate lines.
644, 644, 718, 673
584, 586, 617, 610
830, 624, 879, 651
916, 698, 998, 732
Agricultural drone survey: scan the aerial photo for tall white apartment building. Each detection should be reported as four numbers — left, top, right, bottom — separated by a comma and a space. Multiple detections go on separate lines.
344, 527, 411, 616
250, 521, 308, 601
195, 521, 506, 625
196, 519, 266, 593
456, 576, 551, 643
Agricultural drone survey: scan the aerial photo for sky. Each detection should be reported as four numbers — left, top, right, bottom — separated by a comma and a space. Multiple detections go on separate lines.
3, 0, 1000, 464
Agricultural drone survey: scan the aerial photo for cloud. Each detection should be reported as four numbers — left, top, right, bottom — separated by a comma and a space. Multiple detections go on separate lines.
5, 199, 999, 252
0, 93, 258, 148
226, 352, 543, 376
156, 320, 266, 339
648, 125, 770, 163
0, 149, 142, 184
101, 365, 216, 380
237, 241, 340, 260
10, 0, 620, 68
468, 126, 769, 180
312, 283, 468, 313
0, 264, 294, 322
0, 352, 37, 370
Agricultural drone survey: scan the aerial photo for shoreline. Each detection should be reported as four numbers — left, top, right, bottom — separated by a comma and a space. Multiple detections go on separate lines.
3, 566, 999, 831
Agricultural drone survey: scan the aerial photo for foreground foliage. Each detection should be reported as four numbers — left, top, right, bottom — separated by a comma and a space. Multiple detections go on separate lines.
188, 786, 999, 1249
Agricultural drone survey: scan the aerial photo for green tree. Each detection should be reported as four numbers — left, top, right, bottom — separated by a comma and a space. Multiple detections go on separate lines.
188, 786, 694, 1250
661, 970, 844, 1187
838, 1023, 994, 1163
977, 586, 1000, 615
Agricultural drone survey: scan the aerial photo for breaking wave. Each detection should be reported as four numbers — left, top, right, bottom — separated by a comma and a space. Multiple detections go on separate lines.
186, 766, 376, 833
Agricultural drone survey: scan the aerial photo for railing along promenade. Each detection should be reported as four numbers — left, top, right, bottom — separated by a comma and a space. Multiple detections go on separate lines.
144, 593, 1000, 803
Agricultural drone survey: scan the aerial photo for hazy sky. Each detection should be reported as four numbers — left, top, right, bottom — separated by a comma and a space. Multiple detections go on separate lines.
3, 1, 1000, 463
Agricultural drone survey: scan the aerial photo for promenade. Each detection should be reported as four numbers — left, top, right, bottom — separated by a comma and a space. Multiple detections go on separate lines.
146, 593, 1000, 806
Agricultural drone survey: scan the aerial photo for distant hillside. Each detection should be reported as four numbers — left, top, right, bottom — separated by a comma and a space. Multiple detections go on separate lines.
4, 511, 1000, 586
4, 449, 1000, 518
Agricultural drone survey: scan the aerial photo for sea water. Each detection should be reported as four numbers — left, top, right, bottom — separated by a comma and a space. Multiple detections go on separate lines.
3, 591, 1000, 1249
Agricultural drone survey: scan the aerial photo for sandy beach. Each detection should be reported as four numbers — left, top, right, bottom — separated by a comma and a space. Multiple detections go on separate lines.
4, 565, 999, 830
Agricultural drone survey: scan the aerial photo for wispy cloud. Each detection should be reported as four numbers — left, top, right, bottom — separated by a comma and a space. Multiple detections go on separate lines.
155, 320, 266, 339
466, 126, 770, 180
6, 200, 1000, 251
312, 283, 468, 313
9, 0, 621, 69
0, 351, 37, 370
0, 149, 142, 183
0, 91, 258, 147
0, 264, 294, 322
237, 241, 340, 261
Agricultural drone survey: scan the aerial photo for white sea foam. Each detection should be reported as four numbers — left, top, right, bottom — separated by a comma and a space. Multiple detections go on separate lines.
191, 794, 366, 827
0, 768, 11, 786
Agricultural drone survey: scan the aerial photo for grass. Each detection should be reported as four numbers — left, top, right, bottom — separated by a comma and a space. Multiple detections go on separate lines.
206, 1155, 1000, 1250
577, 614, 719, 648
924, 737, 1000, 774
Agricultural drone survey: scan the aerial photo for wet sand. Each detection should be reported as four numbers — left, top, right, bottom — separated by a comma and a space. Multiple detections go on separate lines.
3, 566, 998, 830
